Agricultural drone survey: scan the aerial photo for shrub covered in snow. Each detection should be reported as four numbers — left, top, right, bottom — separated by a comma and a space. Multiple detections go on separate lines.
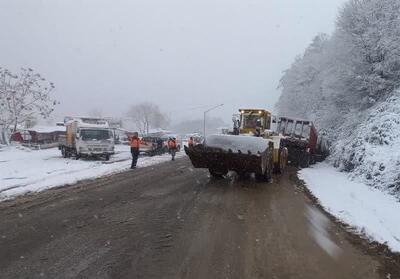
330, 93, 400, 196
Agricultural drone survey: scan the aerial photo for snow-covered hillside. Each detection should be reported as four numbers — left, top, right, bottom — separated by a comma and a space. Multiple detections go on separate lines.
331, 93, 400, 197
0, 145, 184, 201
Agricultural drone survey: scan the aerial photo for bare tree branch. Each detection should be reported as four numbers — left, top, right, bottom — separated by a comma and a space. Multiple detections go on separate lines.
126, 102, 169, 134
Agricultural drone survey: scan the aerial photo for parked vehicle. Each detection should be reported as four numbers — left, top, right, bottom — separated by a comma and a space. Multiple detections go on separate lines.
58, 117, 114, 160
274, 117, 328, 167
140, 136, 168, 156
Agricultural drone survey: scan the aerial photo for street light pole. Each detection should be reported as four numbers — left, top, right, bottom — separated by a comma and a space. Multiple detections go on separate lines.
203, 104, 224, 140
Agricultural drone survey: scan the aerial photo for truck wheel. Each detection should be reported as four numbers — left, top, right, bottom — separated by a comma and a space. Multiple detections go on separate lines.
61, 147, 66, 158
310, 154, 316, 165
209, 168, 228, 179
300, 153, 310, 168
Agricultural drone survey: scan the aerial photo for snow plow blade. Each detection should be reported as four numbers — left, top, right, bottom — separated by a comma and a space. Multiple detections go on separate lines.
184, 135, 272, 176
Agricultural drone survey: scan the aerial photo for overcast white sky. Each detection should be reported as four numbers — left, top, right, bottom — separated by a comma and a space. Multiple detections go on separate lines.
0, 0, 347, 125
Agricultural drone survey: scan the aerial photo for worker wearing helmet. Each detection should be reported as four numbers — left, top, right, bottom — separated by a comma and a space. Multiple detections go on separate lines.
168, 137, 177, 161
129, 132, 140, 169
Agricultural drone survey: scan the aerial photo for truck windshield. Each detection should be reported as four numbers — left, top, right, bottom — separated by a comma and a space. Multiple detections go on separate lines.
80, 129, 112, 141
294, 122, 303, 137
286, 121, 294, 135
301, 124, 310, 139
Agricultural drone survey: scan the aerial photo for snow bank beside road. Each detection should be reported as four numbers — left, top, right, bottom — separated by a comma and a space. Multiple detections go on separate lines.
0, 145, 184, 201
299, 163, 400, 253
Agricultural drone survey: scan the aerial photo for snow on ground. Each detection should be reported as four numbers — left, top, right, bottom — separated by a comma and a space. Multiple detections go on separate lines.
299, 162, 400, 253
0, 145, 185, 201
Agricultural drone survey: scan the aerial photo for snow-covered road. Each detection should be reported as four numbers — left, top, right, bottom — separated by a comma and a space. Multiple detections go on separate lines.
299, 162, 400, 253
0, 145, 184, 201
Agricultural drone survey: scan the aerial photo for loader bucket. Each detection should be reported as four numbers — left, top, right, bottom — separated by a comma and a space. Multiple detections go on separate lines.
185, 135, 272, 175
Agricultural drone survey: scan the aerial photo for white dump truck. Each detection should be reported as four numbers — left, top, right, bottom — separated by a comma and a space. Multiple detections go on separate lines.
58, 117, 115, 160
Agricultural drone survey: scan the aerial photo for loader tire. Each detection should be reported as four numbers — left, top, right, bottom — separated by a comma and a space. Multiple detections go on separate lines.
255, 168, 272, 182
237, 172, 251, 180
255, 174, 268, 182
256, 162, 272, 182
274, 148, 288, 174
209, 168, 228, 179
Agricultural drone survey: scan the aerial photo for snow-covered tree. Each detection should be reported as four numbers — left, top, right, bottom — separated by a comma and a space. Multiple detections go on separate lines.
336, 0, 400, 107
88, 108, 103, 118
0, 67, 57, 136
277, 33, 332, 124
277, 0, 400, 132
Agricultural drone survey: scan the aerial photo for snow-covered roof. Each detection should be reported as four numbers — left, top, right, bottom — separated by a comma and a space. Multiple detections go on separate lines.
147, 128, 171, 134
65, 118, 110, 128
27, 125, 66, 133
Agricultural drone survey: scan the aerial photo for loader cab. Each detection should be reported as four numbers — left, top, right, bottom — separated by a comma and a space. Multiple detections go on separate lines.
238, 109, 272, 134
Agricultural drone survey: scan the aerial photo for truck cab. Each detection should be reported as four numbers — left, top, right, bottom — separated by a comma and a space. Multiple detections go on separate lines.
59, 117, 115, 160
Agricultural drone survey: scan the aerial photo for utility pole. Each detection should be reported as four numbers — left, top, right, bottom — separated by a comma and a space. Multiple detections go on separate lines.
203, 104, 224, 140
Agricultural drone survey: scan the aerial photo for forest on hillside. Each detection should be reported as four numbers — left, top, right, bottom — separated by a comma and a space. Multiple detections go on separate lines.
276, 0, 400, 196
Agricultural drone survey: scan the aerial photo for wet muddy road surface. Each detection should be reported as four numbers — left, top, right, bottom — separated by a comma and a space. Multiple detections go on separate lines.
0, 157, 398, 279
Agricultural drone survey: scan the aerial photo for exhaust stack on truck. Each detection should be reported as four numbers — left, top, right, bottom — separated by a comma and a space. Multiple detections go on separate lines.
58, 117, 115, 160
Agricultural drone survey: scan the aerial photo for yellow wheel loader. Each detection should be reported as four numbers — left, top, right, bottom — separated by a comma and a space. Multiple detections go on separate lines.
185, 109, 288, 181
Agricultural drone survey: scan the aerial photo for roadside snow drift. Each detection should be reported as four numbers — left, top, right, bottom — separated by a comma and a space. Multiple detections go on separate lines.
299, 163, 400, 253
0, 145, 184, 201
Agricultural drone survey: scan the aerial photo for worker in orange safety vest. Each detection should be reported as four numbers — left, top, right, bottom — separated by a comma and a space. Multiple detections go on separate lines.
167, 137, 177, 161
129, 132, 140, 169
